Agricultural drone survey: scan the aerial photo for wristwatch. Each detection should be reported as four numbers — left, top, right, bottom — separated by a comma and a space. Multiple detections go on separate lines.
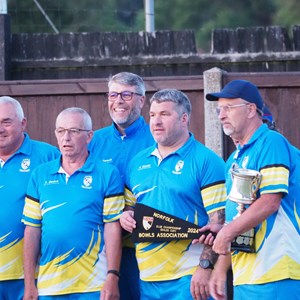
199, 259, 214, 269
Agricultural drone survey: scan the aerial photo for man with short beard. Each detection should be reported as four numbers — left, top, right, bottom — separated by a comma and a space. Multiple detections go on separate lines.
204, 80, 300, 300
89, 72, 154, 300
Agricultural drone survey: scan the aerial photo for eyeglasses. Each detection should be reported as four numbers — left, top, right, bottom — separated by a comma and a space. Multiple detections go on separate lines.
55, 128, 91, 137
107, 91, 142, 102
216, 103, 249, 115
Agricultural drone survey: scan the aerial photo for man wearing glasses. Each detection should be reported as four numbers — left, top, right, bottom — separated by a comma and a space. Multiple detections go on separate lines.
203, 80, 300, 300
89, 72, 154, 300
22, 107, 124, 299
89, 72, 154, 180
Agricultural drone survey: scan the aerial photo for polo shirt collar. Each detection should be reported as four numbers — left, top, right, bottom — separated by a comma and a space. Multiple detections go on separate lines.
12, 132, 32, 156
50, 152, 95, 175
150, 133, 195, 159
112, 116, 146, 137
237, 124, 268, 151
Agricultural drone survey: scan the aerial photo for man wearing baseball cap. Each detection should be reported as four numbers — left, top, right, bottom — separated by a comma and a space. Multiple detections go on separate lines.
204, 80, 300, 300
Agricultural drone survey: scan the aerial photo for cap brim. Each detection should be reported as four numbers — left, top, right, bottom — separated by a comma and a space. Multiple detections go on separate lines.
206, 92, 237, 101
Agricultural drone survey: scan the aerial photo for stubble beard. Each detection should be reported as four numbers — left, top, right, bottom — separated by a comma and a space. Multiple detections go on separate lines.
222, 126, 234, 137
112, 108, 140, 128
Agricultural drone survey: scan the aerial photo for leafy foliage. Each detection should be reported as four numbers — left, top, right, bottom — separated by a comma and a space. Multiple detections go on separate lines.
7, 0, 300, 51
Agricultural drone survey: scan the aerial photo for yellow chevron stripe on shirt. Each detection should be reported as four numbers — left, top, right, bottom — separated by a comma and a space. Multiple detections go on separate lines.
38, 230, 104, 295
0, 238, 23, 280
137, 240, 202, 281
103, 194, 124, 218
260, 166, 289, 192
202, 182, 226, 213
125, 187, 136, 207
23, 197, 42, 224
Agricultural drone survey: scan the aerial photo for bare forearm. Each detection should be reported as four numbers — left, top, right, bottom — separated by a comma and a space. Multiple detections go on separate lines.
209, 254, 231, 300
200, 209, 225, 264
102, 222, 122, 299
210, 209, 225, 226
104, 221, 122, 270
214, 254, 231, 273
226, 193, 282, 240
23, 226, 41, 285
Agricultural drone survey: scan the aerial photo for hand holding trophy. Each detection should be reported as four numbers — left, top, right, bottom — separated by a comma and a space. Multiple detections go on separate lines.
227, 168, 262, 253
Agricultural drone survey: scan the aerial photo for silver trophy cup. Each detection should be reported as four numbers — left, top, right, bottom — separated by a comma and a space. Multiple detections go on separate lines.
227, 168, 262, 253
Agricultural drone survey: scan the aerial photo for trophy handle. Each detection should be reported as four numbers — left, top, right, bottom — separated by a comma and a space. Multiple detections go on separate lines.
251, 173, 262, 199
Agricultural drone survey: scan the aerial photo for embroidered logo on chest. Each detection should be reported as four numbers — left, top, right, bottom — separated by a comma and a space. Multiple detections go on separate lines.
172, 160, 184, 175
82, 175, 93, 189
20, 158, 31, 172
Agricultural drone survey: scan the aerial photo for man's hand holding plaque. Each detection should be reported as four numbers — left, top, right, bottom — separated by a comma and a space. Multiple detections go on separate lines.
130, 203, 216, 243
120, 209, 136, 233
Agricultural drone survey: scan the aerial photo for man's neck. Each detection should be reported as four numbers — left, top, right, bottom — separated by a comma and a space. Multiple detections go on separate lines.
61, 152, 89, 175
157, 132, 189, 159
115, 117, 139, 136
238, 121, 262, 146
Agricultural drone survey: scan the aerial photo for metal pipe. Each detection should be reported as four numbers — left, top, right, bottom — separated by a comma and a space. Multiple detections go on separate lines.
0, 0, 7, 14
33, 0, 59, 33
145, 0, 155, 32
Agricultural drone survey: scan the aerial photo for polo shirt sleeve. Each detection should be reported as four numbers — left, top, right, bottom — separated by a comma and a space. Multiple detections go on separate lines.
22, 169, 42, 227
257, 133, 290, 196
103, 166, 125, 222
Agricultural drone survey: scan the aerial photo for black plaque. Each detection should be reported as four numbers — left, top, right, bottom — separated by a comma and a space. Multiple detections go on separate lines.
132, 203, 215, 242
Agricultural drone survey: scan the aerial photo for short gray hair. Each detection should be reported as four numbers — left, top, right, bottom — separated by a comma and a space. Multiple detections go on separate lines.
0, 96, 25, 121
108, 72, 145, 96
149, 89, 192, 117
56, 107, 92, 130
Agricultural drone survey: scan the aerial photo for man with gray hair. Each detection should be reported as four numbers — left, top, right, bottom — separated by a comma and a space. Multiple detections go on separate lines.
22, 107, 124, 299
120, 89, 226, 300
204, 79, 300, 300
0, 96, 59, 300
89, 72, 154, 300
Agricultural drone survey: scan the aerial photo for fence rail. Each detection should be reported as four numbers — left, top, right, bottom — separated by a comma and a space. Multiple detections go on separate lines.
0, 71, 299, 157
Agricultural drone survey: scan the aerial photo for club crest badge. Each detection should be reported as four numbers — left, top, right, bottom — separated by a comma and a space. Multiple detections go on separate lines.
143, 216, 154, 230
82, 176, 93, 189
20, 158, 31, 172
173, 160, 184, 174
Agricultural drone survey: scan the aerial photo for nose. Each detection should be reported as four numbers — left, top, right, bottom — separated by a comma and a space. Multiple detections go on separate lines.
151, 115, 162, 125
61, 130, 72, 140
217, 108, 227, 120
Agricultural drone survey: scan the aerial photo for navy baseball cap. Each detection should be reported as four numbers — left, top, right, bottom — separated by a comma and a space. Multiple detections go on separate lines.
262, 105, 273, 122
206, 80, 264, 111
